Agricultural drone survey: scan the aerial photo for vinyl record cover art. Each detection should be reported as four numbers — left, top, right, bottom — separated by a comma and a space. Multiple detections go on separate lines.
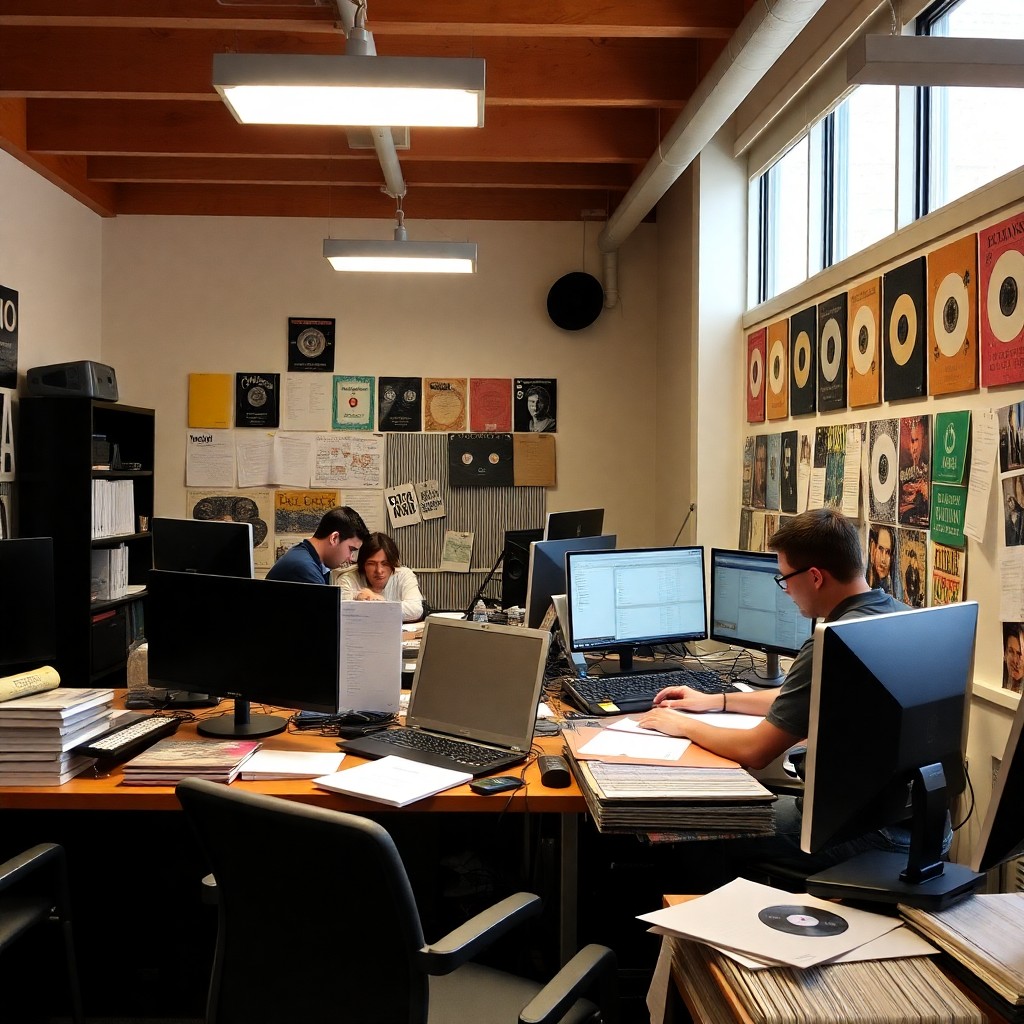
766, 433, 781, 511
235, 372, 280, 429
927, 235, 978, 396
766, 318, 789, 421
931, 541, 965, 606
868, 418, 899, 525
822, 424, 846, 511
423, 377, 468, 432
789, 305, 817, 416
848, 278, 881, 407
883, 257, 927, 401
780, 430, 798, 514
739, 508, 752, 550
514, 378, 557, 433
866, 523, 897, 596
447, 433, 514, 487
979, 211, 1024, 386
897, 528, 927, 607
287, 316, 335, 373
742, 435, 755, 507
747, 329, 766, 423
817, 292, 848, 411
751, 435, 768, 510
378, 377, 422, 432
469, 378, 511, 432
898, 415, 931, 528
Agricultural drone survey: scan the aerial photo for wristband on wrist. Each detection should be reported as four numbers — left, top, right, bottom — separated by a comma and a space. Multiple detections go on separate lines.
722, 692, 727, 712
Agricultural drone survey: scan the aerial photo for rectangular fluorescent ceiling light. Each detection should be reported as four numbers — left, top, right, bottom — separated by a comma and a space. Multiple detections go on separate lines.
848, 35, 1024, 88
323, 238, 477, 274
214, 53, 485, 127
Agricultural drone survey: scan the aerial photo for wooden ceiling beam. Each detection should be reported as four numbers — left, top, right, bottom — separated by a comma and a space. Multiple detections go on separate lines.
27, 101, 657, 163
0, 29, 697, 108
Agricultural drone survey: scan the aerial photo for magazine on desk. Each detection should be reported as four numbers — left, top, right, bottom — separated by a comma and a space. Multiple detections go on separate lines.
313, 755, 471, 807
121, 737, 261, 785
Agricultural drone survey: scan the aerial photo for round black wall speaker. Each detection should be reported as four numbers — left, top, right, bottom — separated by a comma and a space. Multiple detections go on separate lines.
546, 272, 604, 331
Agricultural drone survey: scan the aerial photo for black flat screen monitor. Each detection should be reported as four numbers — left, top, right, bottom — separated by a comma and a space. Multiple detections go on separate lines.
0, 538, 57, 673
709, 548, 814, 685
544, 508, 605, 542
802, 602, 983, 910
524, 534, 616, 630
147, 570, 342, 738
565, 546, 707, 673
151, 518, 254, 578
971, 688, 1024, 875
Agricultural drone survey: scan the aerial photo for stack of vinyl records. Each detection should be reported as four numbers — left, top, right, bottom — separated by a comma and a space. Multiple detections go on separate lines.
569, 757, 776, 837
901, 893, 1024, 1022
0, 687, 114, 785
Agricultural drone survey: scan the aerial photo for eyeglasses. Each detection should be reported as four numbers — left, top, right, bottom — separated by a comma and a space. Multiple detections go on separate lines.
774, 566, 811, 590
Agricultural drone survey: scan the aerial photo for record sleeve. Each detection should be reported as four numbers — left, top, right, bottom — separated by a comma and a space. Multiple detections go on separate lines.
469, 377, 512, 431
746, 329, 766, 423
514, 378, 557, 433
927, 235, 978, 395
447, 433, 514, 487
751, 435, 768, 510
789, 304, 817, 416
332, 375, 375, 431
780, 430, 798, 514
235, 372, 280, 429
848, 278, 881, 407
931, 540, 965, 606
898, 415, 931, 528
897, 528, 927, 607
378, 377, 422, 432
868, 418, 899, 524
766, 433, 781, 511
741, 435, 755, 507
287, 316, 335, 373
866, 523, 898, 595
423, 377, 467, 432
817, 292, 848, 411
883, 256, 927, 401
765, 318, 789, 421
980, 211, 1024, 386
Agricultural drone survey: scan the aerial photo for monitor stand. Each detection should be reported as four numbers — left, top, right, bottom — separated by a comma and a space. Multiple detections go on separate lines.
197, 698, 288, 739
584, 645, 679, 677
734, 652, 787, 688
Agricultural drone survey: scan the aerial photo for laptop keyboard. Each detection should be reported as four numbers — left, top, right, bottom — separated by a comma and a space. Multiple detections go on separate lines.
370, 728, 513, 769
571, 667, 739, 707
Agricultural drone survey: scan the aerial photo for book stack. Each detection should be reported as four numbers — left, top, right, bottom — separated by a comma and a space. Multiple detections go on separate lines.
901, 893, 1024, 1022
121, 737, 261, 785
91, 478, 135, 538
90, 544, 129, 601
0, 687, 115, 786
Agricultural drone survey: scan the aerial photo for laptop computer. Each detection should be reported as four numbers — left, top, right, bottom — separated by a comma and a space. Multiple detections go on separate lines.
339, 617, 550, 777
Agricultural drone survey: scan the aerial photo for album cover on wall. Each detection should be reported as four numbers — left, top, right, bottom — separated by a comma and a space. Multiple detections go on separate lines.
780, 430, 798, 514
898, 414, 931, 528
927, 235, 978, 395
513, 378, 557, 433
746, 329, 766, 423
765, 318, 789, 421
897, 528, 927, 607
469, 378, 511, 431
979, 211, 1024, 386
751, 435, 768, 510
287, 316, 335, 373
423, 377, 468, 432
789, 304, 817, 416
765, 433, 781, 511
868, 418, 899, 524
742, 435, 754, 507
848, 278, 881, 407
883, 256, 927, 401
235, 372, 280, 428
378, 377, 422, 432
447, 433, 514, 487
817, 292, 848, 411
866, 523, 897, 594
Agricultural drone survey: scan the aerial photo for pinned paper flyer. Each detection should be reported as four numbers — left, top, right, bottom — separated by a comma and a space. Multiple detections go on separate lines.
385, 483, 421, 528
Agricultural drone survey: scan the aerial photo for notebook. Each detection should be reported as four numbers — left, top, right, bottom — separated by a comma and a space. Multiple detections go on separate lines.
339, 617, 550, 777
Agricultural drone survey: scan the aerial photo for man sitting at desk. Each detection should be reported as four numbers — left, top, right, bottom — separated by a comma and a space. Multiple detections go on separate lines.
266, 506, 369, 585
638, 507, 914, 873
334, 532, 424, 622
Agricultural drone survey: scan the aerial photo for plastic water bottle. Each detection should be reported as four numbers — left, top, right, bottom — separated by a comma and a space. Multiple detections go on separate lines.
472, 599, 488, 623
507, 606, 523, 627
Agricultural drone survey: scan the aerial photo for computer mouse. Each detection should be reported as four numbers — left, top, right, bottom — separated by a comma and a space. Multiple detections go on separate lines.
537, 754, 571, 788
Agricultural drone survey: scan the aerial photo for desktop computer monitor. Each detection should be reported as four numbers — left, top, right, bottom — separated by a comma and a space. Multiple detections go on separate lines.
565, 546, 707, 673
147, 570, 343, 739
971, 687, 1024, 875
151, 518, 254, 577
524, 534, 616, 630
544, 508, 605, 542
709, 548, 814, 685
801, 602, 983, 910
0, 538, 57, 673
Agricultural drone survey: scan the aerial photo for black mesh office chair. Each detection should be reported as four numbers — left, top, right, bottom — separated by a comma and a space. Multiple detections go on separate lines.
176, 778, 618, 1024
0, 843, 83, 1024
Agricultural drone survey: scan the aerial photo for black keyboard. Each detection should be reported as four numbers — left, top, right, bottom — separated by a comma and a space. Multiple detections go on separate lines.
72, 713, 182, 764
370, 728, 511, 769
567, 667, 739, 713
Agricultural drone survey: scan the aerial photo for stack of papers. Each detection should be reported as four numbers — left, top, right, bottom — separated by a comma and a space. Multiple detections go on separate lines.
121, 737, 261, 785
314, 756, 471, 807
239, 749, 345, 781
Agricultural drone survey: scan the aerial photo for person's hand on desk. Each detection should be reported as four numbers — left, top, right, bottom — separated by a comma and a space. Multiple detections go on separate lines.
650, 684, 724, 713
635, 707, 693, 738
353, 587, 386, 602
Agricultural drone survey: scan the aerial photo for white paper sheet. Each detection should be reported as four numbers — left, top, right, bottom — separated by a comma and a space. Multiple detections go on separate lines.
965, 407, 998, 543
185, 428, 235, 487
339, 600, 402, 714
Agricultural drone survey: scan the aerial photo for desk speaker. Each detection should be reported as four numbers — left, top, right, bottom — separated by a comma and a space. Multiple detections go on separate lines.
27, 360, 118, 401
501, 528, 543, 608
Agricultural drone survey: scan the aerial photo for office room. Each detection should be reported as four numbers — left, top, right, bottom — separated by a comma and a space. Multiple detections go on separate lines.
2, 0, 1024, 1021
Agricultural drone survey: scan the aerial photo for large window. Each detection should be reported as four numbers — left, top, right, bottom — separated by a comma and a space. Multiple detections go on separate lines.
921, 0, 1024, 212
763, 135, 810, 299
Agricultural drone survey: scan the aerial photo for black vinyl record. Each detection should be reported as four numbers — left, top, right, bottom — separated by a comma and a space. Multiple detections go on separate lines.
757, 905, 849, 936
287, 316, 335, 373
883, 256, 927, 401
546, 272, 603, 331
789, 304, 817, 415
817, 292, 848, 411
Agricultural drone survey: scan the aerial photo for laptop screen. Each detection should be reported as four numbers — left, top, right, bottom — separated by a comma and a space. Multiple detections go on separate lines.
407, 618, 550, 750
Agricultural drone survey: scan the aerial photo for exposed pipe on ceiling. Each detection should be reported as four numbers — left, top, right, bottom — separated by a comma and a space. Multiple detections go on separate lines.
597, 0, 830, 306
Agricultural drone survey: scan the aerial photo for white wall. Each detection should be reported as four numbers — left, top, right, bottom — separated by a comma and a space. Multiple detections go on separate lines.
98, 215, 660, 548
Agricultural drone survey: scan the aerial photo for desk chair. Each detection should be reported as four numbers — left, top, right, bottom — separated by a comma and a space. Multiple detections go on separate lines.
176, 778, 618, 1024
0, 843, 83, 1024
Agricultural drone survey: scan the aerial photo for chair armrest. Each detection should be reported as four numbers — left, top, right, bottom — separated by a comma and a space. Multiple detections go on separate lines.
0, 843, 64, 894
519, 944, 619, 1024
418, 892, 541, 975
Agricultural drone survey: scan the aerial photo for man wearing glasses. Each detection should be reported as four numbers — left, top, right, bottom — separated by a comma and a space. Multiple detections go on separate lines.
639, 508, 905, 771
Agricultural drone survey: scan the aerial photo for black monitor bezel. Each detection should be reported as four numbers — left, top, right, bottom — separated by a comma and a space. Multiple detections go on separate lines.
523, 534, 617, 631
0, 537, 57, 671
151, 517, 254, 578
543, 508, 605, 542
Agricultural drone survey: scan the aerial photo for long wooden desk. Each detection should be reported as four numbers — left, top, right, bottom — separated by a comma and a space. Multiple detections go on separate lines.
0, 698, 586, 964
